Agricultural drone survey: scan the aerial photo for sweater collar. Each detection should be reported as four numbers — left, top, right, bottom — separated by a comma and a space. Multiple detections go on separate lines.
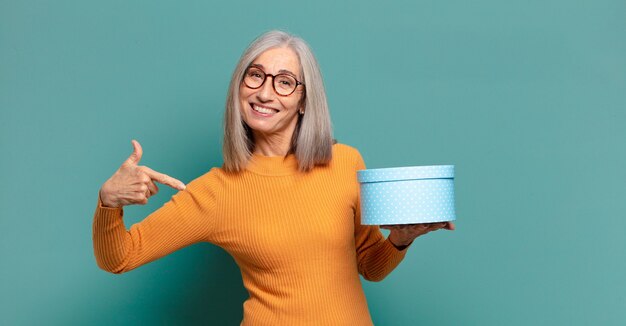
246, 152, 299, 176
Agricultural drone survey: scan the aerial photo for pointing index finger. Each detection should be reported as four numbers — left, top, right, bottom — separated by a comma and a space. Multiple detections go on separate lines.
141, 166, 186, 190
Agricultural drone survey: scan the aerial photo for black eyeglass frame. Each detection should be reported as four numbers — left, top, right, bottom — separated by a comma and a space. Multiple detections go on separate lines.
243, 66, 305, 97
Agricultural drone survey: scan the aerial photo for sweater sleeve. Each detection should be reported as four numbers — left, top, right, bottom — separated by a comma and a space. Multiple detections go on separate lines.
92, 171, 217, 274
352, 150, 411, 282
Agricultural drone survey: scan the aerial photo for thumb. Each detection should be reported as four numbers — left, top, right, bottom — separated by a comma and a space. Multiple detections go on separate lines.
123, 139, 143, 166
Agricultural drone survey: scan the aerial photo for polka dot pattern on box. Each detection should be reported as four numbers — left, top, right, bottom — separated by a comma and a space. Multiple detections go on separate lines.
357, 165, 455, 225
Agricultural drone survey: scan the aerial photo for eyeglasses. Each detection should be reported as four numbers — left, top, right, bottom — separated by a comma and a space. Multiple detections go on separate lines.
243, 66, 304, 96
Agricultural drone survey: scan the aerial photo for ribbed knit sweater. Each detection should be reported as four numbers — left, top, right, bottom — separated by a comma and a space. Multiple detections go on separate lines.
93, 143, 410, 325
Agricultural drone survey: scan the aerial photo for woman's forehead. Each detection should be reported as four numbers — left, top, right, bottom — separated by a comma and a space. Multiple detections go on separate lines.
252, 47, 301, 76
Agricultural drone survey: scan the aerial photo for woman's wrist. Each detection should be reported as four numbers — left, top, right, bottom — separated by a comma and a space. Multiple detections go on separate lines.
390, 240, 411, 251
99, 189, 120, 208
388, 234, 412, 250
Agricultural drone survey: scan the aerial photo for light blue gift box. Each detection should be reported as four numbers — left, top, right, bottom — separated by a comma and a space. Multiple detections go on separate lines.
357, 165, 456, 225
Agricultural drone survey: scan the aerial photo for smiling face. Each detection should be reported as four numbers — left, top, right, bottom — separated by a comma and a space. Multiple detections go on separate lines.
239, 47, 304, 151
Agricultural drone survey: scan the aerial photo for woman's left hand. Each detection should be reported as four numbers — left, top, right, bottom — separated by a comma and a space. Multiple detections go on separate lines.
381, 222, 456, 247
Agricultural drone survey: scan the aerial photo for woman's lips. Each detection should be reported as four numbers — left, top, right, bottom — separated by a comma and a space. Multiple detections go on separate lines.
250, 103, 279, 117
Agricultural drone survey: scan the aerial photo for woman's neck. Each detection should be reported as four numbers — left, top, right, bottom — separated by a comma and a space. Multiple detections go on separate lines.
252, 131, 293, 157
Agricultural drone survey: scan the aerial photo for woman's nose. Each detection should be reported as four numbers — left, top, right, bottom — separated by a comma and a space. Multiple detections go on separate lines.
256, 76, 275, 101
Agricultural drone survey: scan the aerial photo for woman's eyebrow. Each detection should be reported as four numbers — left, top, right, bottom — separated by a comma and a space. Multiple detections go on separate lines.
278, 69, 297, 76
250, 63, 297, 77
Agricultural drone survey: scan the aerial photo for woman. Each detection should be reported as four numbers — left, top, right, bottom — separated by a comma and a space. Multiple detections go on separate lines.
94, 30, 454, 325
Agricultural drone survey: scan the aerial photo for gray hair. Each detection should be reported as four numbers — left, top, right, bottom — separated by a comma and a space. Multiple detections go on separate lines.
222, 30, 334, 173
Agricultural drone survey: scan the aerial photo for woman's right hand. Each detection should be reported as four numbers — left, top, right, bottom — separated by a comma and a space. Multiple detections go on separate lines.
98, 140, 186, 208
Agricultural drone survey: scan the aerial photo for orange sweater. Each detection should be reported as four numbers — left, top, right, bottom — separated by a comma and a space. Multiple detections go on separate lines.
93, 143, 409, 325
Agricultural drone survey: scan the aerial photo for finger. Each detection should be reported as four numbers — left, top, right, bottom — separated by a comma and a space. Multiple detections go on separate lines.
444, 222, 456, 230
123, 140, 143, 166
146, 181, 159, 196
430, 222, 447, 230
141, 166, 186, 190
124, 192, 148, 206
133, 183, 149, 195
381, 224, 402, 230
134, 193, 148, 205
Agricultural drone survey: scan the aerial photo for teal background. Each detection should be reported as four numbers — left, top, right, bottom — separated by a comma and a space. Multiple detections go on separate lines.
2, 0, 625, 325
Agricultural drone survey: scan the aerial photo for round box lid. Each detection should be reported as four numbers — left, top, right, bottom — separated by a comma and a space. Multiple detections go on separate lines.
357, 165, 454, 183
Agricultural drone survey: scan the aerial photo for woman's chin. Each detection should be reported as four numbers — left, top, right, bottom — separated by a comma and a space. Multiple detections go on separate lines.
245, 120, 276, 135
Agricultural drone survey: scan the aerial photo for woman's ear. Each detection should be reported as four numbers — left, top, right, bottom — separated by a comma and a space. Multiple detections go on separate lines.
298, 100, 306, 115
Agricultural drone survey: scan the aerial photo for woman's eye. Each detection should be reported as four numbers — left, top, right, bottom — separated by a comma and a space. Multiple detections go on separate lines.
276, 77, 294, 86
247, 69, 263, 79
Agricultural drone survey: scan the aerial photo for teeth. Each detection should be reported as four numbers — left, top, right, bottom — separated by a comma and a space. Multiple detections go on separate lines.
253, 105, 276, 114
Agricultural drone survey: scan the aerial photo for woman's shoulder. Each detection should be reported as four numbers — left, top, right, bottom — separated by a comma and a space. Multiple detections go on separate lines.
332, 143, 364, 166
333, 142, 362, 156
183, 167, 228, 191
